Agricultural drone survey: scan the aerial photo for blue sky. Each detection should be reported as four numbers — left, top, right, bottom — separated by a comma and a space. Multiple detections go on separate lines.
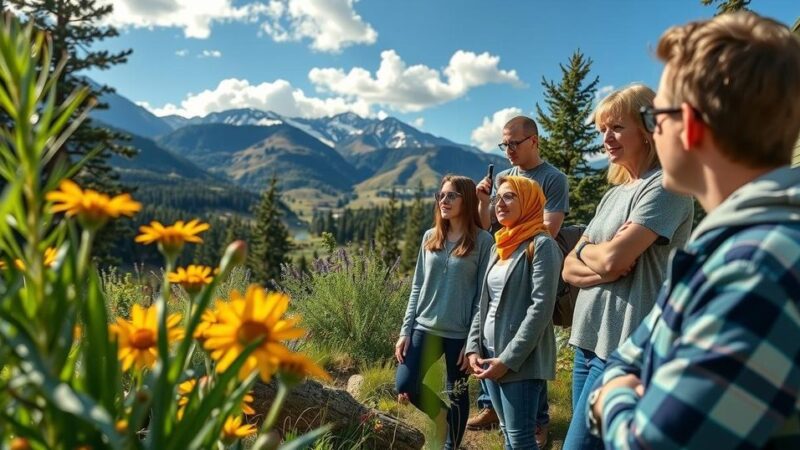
88, 0, 799, 150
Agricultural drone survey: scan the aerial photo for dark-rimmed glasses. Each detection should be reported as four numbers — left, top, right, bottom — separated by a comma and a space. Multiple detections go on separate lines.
489, 192, 518, 207
498, 135, 535, 152
639, 106, 682, 133
435, 191, 462, 203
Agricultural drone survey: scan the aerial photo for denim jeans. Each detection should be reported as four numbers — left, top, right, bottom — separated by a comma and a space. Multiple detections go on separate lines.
477, 380, 549, 427
395, 330, 470, 450
562, 347, 606, 450
485, 377, 545, 450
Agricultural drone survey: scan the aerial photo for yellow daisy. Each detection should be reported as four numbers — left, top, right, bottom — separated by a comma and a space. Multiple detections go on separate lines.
168, 265, 213, 294
135, 220, 209, 256
279, 353, 332, 383
11, 247, 59, 271
221, 415, 257, 442
242, 392, 256, 416
194, 308, 218, 343
109, 304, 184, 371
204, 286, 305, 382
47, 179, 140, 228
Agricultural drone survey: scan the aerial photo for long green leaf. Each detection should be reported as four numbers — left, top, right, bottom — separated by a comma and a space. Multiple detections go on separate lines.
278, 425, 333, 450
0, 316, 123, 448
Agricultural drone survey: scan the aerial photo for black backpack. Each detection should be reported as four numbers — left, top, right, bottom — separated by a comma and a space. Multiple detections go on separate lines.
526, 225, 585, 327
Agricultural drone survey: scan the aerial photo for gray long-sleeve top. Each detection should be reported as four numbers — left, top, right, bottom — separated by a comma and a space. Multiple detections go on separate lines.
400, 228, 494, 339
466, 234, 562, 382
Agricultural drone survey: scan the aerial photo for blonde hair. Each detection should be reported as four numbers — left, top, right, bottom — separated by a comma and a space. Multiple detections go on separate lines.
594, 84, 659, 185
657, 12, 800, 167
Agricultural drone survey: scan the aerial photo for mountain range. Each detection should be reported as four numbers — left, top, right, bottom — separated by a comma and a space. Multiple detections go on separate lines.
92, 88, 510, 222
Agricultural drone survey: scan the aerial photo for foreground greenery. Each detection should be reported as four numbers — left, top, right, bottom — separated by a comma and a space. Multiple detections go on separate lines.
0, 17, 328, 449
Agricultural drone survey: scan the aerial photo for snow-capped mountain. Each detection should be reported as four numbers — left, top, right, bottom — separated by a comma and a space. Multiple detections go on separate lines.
159, 108, 481, 156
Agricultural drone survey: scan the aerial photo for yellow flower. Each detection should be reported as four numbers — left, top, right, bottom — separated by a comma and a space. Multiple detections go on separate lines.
135, 220, 209, 256
109, 304, 184, 371
10, 247, 59, 271
176, 378, 199, 420
194, 308, 218, 343
204, 286, 305, 382
168, 265, 213, 294
221, 416, 257, 442
115, 420, 128, 433
279, 353, 332, 383
47, 179, 140, 228
242, 392, 256, 416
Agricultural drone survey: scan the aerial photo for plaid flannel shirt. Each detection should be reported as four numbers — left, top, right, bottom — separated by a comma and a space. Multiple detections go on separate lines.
591, 223, 800, 450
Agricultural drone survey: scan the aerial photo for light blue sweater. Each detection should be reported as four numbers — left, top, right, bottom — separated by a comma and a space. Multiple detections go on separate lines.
400, 228, 494, 339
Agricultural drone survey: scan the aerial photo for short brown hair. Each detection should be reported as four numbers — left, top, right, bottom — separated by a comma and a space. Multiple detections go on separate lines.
657, 12, 800, 167
503, 116, 539, 137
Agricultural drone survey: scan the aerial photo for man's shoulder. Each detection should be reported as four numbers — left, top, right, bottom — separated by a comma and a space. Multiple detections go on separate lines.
696, 223, 800, 282
541, 161, 567, 176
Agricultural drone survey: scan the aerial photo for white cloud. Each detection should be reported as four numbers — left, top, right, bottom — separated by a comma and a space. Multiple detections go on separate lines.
470, 107, 523, 151
595, 85, 615, 102
376, 110, 389, 121
103, 0, 267, 39
103, 0, 376, 52
199, 49, 222, 58
309, 49, 523, 112
261, 0, 377, 52
412, 117, 424, 129
175, 49, 189, 57
142, 77, 371, 119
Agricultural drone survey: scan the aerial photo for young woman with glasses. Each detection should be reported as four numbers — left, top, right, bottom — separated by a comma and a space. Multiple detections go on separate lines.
561, 84, 694, 450
395, 174, 493, 449
465, 175, 562, 450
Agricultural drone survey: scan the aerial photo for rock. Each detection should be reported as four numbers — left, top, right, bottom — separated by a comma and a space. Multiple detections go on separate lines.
251, 379, 424, 450
346, 374, 365, 398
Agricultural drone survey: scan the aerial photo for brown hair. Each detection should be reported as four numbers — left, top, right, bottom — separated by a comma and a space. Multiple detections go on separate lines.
594, 84, 659, 185
503, 116, 539, 137
424, 175, 483, 257
657, 12, 800, 167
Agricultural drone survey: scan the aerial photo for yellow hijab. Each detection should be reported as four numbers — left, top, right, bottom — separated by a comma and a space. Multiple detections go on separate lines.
494, 176, 549, 260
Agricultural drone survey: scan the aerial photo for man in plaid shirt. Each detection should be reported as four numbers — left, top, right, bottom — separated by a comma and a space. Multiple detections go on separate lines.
588, 12, 800, 449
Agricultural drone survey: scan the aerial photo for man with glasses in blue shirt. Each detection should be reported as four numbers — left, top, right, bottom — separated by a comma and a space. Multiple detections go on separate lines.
469, 115, 569, 448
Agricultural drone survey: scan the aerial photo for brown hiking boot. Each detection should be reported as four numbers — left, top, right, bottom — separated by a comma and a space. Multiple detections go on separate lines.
466, 408, 499, 430
535, 424, 548, 448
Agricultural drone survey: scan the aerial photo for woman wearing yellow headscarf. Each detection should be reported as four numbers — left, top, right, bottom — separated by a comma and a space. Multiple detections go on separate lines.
465, 175, 562, 450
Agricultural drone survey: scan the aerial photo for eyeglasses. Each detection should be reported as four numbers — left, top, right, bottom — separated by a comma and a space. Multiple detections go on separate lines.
489, 192, 518, 207
498, 135, 535, 152
639, 106, 682, 134
435, 191, 463, 203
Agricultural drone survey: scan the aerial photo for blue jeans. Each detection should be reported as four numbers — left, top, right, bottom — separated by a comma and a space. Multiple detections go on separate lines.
477, 380, 549, 427
395, 330, 470, 450
485, 377, 545, 450
563, 348, 606, 450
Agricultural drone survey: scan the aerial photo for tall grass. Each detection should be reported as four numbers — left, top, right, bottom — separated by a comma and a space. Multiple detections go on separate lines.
281, 248, 410, 366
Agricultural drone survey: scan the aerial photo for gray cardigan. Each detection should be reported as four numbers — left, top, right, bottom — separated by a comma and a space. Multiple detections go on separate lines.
466, 233, 562, 383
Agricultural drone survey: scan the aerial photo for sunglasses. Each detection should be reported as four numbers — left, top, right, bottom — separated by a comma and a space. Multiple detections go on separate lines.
434, 191, 463, 203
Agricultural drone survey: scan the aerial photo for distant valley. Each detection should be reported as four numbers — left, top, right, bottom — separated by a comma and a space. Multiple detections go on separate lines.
93, 88, 514, 227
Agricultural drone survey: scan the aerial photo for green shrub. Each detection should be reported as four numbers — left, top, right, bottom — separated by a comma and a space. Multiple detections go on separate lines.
281, 248, 410, 366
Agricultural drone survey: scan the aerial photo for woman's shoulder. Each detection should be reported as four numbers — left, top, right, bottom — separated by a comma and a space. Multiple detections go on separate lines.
532, 233, 561, 258
476, 229, 494, 244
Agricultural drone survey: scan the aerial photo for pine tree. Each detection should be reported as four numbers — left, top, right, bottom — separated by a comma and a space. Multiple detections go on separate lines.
700, 0, 750, 14
248, 176, 292, 286
374, 189, 400, 266
400, 182, 429, 272
536, 50, 605, 225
